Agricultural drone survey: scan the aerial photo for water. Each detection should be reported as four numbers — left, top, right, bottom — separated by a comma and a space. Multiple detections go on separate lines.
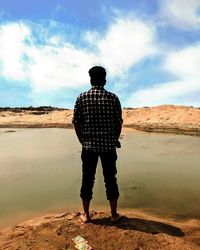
0, 128, 200, 228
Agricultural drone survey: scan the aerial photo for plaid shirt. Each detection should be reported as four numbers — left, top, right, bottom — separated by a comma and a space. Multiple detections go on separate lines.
72, 86, 123, 152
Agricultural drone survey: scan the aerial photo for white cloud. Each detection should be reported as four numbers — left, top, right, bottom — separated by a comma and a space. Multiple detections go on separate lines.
27, 45, 95, 91
48, 35, 63, 45
91, 18, 156, 76
126, 44, 200, 107
0, 17, 156, 92
125, 80, 200, 107
0, 22, 31, 80
84, 30, 100, 46
160, 0, 200, 29
0, 22, 95, 91
164, 46, 200, 79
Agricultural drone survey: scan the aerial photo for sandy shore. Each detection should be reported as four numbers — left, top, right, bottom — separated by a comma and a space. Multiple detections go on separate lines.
0, 210, 200, 250
0, 105, 200, 136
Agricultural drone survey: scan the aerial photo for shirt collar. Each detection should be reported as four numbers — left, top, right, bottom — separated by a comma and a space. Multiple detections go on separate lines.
91, 85, 104, 90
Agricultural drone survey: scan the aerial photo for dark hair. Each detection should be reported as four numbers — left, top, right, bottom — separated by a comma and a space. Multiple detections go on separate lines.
88, 66, 106, 86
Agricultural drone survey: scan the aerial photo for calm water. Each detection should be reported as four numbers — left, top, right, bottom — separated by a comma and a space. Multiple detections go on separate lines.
0, 128, 200, 228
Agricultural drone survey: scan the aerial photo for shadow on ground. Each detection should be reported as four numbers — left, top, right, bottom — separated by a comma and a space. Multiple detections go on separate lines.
91, 216, 184, 237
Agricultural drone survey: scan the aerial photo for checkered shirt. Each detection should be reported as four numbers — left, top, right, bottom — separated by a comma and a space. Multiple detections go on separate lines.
72, 86, 123, 152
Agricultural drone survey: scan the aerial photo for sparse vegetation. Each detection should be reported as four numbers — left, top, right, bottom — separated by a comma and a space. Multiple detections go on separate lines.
123, 107, 136, 110
0, 106, 68, 112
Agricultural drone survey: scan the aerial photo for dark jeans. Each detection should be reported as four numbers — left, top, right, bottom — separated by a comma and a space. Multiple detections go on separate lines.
80, 149, 119, 201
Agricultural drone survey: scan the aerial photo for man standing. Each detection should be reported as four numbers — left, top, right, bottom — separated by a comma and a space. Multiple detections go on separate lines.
72, 66, 123, 223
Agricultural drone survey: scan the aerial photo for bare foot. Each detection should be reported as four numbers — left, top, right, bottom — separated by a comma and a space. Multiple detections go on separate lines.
111, 213, 122, 223
80, 213, 91, 223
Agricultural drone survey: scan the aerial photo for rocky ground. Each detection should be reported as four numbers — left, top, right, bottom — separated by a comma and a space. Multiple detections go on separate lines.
0, 211, 200, 250
0, 105, 200, 136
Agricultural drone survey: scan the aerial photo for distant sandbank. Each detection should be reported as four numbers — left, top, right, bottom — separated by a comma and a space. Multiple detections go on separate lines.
0, 105, 200, 136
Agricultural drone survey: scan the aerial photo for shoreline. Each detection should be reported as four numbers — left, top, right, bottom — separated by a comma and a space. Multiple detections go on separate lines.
0, 210, 200, 249
0, 123, 200, 137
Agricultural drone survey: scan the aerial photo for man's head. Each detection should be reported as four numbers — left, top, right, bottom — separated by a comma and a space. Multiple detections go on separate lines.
88, 66, 106, 86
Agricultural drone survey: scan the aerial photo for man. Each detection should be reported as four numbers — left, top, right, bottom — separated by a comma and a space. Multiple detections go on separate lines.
72, 66, 123, 223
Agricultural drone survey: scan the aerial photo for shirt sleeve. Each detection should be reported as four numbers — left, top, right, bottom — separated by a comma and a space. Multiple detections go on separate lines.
114, 96, 123, 125
72, 96, 82, 125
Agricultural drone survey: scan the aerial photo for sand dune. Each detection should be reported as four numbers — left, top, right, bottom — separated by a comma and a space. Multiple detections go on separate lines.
0, 105, 200, 136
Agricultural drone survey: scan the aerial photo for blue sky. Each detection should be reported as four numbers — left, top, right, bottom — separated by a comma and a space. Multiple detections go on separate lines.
0, 0, 200, 108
